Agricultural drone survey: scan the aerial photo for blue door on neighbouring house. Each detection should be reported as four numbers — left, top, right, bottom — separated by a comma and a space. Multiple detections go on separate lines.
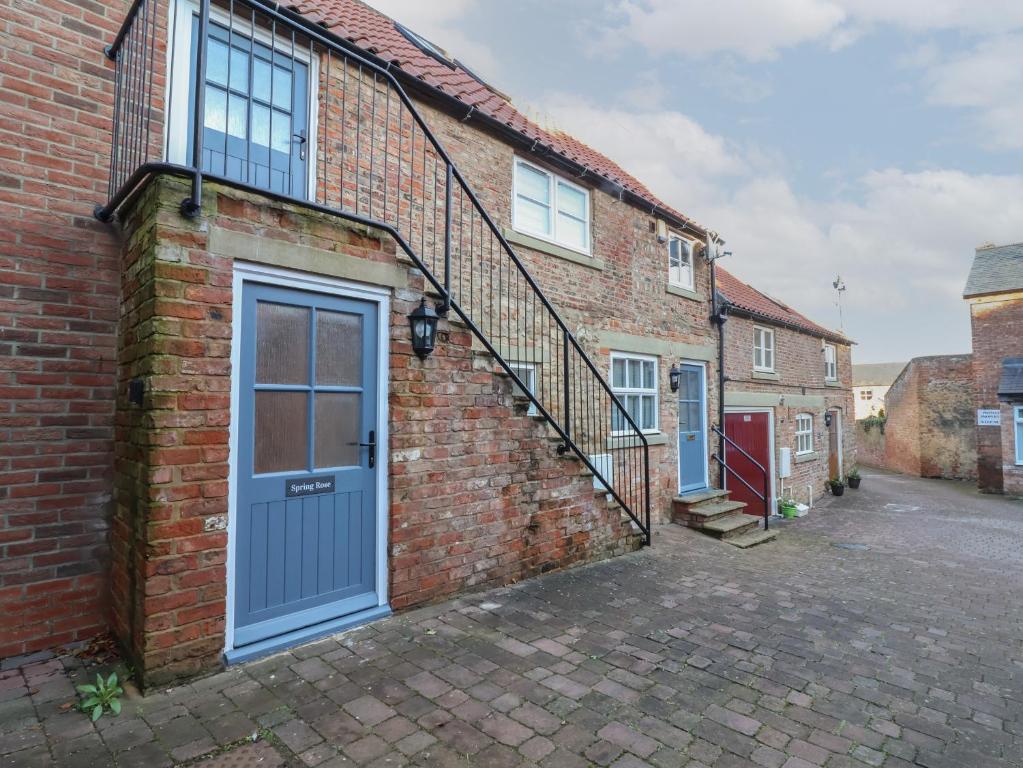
234, 283, 378, 649
677, 364, 707, 493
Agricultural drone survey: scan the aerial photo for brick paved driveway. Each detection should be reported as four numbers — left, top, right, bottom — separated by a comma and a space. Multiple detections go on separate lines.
3, 469, 1022, 767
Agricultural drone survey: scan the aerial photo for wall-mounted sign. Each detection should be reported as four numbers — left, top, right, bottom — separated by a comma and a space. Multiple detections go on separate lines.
977, 409, 1001, 426
286, 474, 336, 497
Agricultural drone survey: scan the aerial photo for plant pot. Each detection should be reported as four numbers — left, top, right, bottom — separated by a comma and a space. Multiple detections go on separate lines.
830, 483, 845, 496
847, 476, 861, 489
781, 506, 798, 519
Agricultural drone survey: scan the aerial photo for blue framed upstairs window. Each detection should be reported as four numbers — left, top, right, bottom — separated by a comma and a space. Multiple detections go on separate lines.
167, 2, 312, 199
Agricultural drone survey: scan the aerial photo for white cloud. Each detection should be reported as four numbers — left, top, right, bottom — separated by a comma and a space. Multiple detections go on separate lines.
539, 96, 1023, 361
601, 0, 1023, 61
922, 34, 1023, 149
539, 94, 747, 209
602, 0, 846, 61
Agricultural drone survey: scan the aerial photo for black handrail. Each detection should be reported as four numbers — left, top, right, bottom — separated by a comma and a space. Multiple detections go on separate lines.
711, 424, 770, 531
95, 0, 652, 544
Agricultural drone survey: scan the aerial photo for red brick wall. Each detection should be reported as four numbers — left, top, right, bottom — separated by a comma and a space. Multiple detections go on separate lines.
969, 295, 1023, 493
723, 314, 856, 504
110, 176, 641, 686
881, 355, 975, 480
854, 419, 886, 468
408, 99, 720, 521
0, 0, 134, 659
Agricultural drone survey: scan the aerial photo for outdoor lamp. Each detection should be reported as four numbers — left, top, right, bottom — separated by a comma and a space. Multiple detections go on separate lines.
824, 412, 833, 427
669, 363, 682, 393
408, 299, 439, 359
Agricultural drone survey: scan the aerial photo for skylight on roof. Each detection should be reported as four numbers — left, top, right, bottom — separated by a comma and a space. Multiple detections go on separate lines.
394, 22, 454, 68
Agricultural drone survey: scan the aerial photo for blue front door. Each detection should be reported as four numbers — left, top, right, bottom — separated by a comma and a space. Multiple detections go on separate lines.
235, 283, 378, 648
188, 17, 310, 197
678, 364, 707, 493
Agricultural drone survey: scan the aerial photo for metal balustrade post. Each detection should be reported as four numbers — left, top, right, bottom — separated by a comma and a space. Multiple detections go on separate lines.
441, 162, 452, 313
562, 330, 570, 450
182, 0, 210, 218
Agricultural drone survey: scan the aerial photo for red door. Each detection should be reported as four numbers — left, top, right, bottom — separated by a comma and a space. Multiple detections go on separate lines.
723, 412, 771, 516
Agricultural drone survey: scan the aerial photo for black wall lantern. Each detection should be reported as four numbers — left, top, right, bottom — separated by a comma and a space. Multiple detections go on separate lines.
408, 299, 439, 358
824, 412, 833, 428
669, 363, 682, 393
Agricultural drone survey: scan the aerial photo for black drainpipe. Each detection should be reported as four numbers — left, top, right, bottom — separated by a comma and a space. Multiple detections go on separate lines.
710, 258, 727, 487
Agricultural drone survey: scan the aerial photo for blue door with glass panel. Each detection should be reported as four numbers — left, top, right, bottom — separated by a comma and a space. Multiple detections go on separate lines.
188, 18, 309, 197
235, 283, 378, 648
678, 364, 707, 493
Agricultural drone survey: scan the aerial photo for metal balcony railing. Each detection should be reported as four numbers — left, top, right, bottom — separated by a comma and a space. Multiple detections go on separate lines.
96, 0, 651, 543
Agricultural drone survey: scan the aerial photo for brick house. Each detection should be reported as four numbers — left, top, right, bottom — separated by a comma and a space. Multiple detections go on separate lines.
964, 242, 1023, 495
1, 0, 743, 684
715, 269, 856, 511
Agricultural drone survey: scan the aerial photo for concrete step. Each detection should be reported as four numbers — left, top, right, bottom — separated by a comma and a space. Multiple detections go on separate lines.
671, 499, 746, 526
699, 513, 762, 539
674, 489, 734, 517
726, 529, 779, 549
674, 488, 729, 507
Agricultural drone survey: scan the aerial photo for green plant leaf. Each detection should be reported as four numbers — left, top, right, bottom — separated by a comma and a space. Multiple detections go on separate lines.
107, 672, 118, 688
81, 696, 100, 708
110, 699, 121, 716
112, 687, 123, 697
91, 704, 103, 722
77, 685, 98, 694
96, 673, 105, 690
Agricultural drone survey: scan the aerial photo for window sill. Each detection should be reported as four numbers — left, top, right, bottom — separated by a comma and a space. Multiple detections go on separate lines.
666, 284, 700, 301
824, 379, 842, 387
503, 228, 604, 271
606, 432, 669, 450
795, 451, 818, 464
751, 370, 780, 381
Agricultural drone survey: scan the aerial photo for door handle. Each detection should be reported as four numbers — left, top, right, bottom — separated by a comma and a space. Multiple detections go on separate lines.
293, 129, 307, 160
358, 430, 376, 468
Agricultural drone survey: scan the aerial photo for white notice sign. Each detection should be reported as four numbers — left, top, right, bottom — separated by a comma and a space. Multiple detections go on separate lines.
977, 409, 1001, 426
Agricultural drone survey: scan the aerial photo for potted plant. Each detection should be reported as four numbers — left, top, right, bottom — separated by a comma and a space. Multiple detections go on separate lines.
778, 498, 799, 518
846, 467, 861, 489
828, 479, 845, 496
777, 499, 802, 517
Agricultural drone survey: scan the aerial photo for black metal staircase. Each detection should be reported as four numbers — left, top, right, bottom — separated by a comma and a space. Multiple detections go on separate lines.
96, 0, 651, 543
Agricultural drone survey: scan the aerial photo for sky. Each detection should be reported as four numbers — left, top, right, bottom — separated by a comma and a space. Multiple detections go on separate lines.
371, 0, 1023, 363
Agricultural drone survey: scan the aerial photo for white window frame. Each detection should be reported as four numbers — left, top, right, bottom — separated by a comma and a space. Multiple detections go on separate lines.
512, 157, 591, 255
165, 0, 319, 200
667, 232, 695, 291
507, 362, 537, 416
1015, 406, 1023, 465
795, 413, 813, 455
753, 326, 775, 372
824, 343, 837, 381
860, 389, 873, 400
610, 352, 659, 435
